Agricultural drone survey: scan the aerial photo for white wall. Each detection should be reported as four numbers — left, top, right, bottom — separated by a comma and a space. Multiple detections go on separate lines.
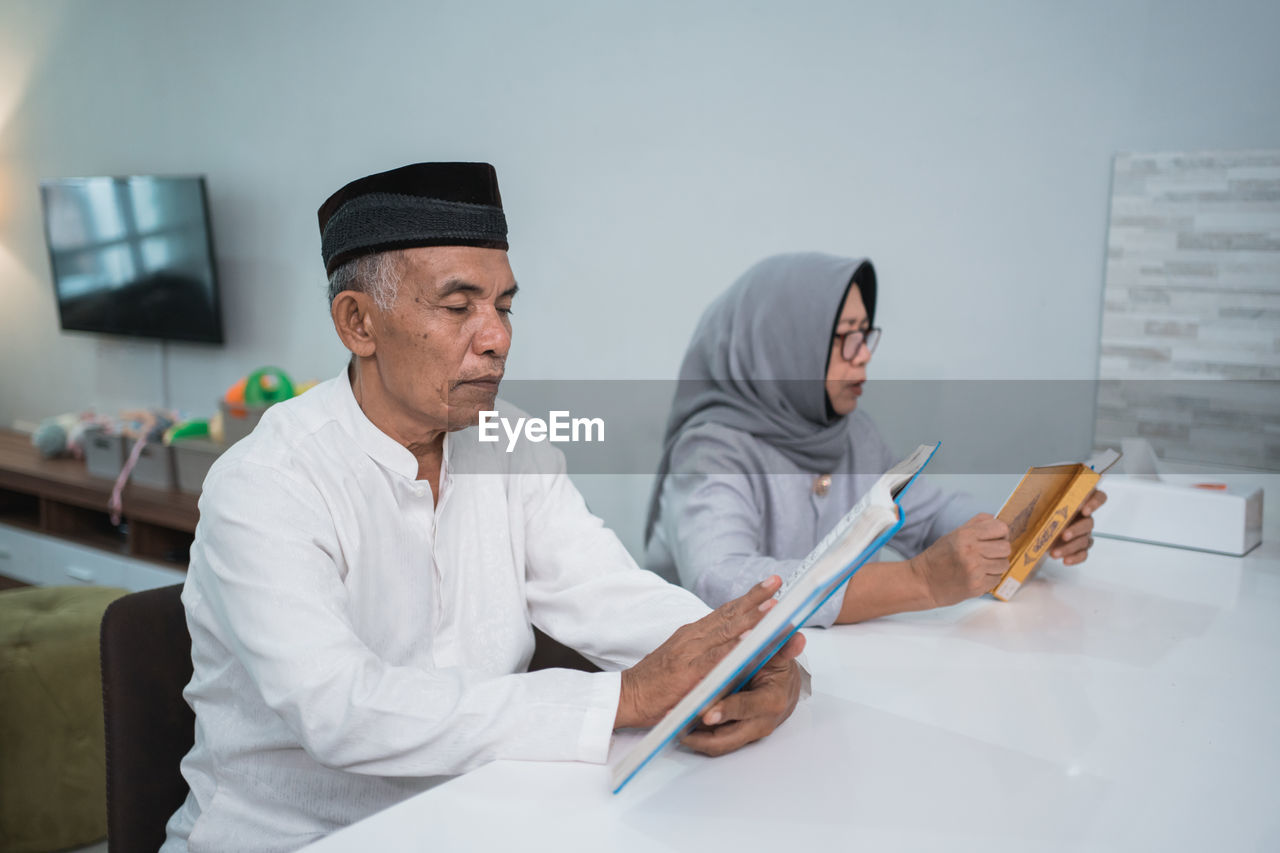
1, 0, 1278, 553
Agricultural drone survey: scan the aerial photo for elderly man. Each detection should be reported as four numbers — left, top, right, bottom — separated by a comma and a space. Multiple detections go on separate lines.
161, 163, 804, 853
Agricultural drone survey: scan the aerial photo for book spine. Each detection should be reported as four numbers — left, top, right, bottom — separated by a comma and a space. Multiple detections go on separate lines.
993, 468, 1100, 601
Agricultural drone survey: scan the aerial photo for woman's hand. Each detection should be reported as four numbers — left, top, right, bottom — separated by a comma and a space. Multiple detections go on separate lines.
909, 513, 1011, 606
1049, 489, 1107, 565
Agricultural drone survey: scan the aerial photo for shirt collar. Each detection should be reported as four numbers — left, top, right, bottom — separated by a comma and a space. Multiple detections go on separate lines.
329, 369, 452, 482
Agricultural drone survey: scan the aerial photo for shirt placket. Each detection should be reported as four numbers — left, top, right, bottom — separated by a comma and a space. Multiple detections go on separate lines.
429, 437, 459, 665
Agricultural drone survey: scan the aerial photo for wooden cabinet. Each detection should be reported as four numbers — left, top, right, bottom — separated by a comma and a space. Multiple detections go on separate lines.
0, 430, 197, 583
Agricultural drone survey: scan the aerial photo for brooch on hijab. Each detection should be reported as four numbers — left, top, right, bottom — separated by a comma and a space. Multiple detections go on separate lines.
813, 474, 832, 497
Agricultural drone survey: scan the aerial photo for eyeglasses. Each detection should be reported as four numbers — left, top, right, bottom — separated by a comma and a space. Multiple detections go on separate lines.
834, 327, 882, 362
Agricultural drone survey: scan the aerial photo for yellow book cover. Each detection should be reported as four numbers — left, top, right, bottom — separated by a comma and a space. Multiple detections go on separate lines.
990, 450, 1120, 601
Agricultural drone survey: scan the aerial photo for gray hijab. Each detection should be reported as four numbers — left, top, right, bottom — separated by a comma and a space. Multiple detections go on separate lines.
644, 252, 877, 544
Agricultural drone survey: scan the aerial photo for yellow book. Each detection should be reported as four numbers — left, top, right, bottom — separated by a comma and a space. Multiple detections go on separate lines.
990, 449, 1120, 601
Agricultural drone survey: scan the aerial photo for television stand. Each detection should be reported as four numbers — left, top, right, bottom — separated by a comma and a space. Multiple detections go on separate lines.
0, 429, 195, 589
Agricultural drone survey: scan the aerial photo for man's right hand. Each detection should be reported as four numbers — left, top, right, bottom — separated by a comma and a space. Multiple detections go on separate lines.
908, 513, 1011, 608
615, 575, 788, 730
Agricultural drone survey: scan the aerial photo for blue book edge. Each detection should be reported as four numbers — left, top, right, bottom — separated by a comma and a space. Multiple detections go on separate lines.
611, 441, 940, 794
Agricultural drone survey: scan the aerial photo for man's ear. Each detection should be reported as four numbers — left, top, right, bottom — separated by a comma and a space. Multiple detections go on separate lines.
331, 291, 378, 358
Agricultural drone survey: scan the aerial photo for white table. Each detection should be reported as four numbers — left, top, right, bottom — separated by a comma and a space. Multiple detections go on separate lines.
303, 536, 1280, 852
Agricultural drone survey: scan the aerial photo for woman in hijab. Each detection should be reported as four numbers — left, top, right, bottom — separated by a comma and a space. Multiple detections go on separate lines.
644, 253, 1105, 625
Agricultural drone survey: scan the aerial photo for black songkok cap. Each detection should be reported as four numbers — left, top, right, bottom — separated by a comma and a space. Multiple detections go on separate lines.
318, 162, 508, 275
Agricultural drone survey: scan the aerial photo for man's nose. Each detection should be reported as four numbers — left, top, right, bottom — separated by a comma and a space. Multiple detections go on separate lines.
472, 307, 511, 357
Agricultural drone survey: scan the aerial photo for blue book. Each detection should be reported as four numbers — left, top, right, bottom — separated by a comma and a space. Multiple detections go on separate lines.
610, 442, 940, 793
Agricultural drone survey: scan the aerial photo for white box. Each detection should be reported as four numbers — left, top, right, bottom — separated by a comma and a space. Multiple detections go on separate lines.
219, 400, 269, 446
1093, 476, 1263, 556
125, 438, 176, 490
82, 428, 123, 480
172, 439, 222, 494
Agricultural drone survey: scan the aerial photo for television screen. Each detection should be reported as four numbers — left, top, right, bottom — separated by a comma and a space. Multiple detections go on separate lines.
40, 175, 224, 344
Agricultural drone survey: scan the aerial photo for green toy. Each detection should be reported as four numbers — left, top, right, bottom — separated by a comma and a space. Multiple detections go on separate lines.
167, 419, 211, 443
243, 367, 295, 406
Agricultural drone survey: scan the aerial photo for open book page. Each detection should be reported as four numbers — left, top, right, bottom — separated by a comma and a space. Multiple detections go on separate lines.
610, 443, 939, 793
774, 494, 893, 601
886, 442, 941, 498
776, 441, 939, 601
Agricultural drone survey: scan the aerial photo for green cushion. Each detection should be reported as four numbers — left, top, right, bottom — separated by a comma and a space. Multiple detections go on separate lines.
0, 585, 129, 853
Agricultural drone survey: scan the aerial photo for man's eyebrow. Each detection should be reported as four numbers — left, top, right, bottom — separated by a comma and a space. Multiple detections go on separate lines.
837, 317, 870, 331
435, 279, 520, 300
436, 278, 485, 298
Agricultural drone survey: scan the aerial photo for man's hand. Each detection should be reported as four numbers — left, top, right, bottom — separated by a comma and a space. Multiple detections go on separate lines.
1049, 488, 1107, 566
680, 633, 806, 756
615, 575, 806, 753
909, 513, 1010, 607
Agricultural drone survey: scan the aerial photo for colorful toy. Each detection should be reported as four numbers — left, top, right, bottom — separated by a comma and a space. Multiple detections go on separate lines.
223, 376, 250, 419
223, 367, 297, 420
207, 411, 226, 445
31, 413, 105, 459
243, 367, 295, 406
166, 419, 212, 443
32, 416, 74, 458
118, 410, 175, 443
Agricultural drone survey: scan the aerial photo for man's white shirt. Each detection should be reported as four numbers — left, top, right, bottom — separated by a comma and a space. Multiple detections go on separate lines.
162, 372, 710, 852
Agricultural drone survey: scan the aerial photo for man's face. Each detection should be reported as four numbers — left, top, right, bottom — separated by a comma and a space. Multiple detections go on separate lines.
371, 245, 516, 432
824, 285, 872, 417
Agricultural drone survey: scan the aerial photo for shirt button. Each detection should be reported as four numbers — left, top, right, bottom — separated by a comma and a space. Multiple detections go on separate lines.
413, 486, 426, 498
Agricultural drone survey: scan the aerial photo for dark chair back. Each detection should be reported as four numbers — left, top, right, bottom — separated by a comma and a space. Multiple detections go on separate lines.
529, 626, 602, 673
100, 584, 195, 853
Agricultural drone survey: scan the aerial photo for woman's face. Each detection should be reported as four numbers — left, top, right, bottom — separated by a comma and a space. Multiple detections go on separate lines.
824, 285, 872, 416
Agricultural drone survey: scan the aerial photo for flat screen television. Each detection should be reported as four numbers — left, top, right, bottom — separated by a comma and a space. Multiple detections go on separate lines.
40, 175, 225, 344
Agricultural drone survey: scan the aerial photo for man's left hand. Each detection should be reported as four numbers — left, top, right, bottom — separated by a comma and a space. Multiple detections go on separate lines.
679, 633, 806, 757
1049, 488, 1108, 566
